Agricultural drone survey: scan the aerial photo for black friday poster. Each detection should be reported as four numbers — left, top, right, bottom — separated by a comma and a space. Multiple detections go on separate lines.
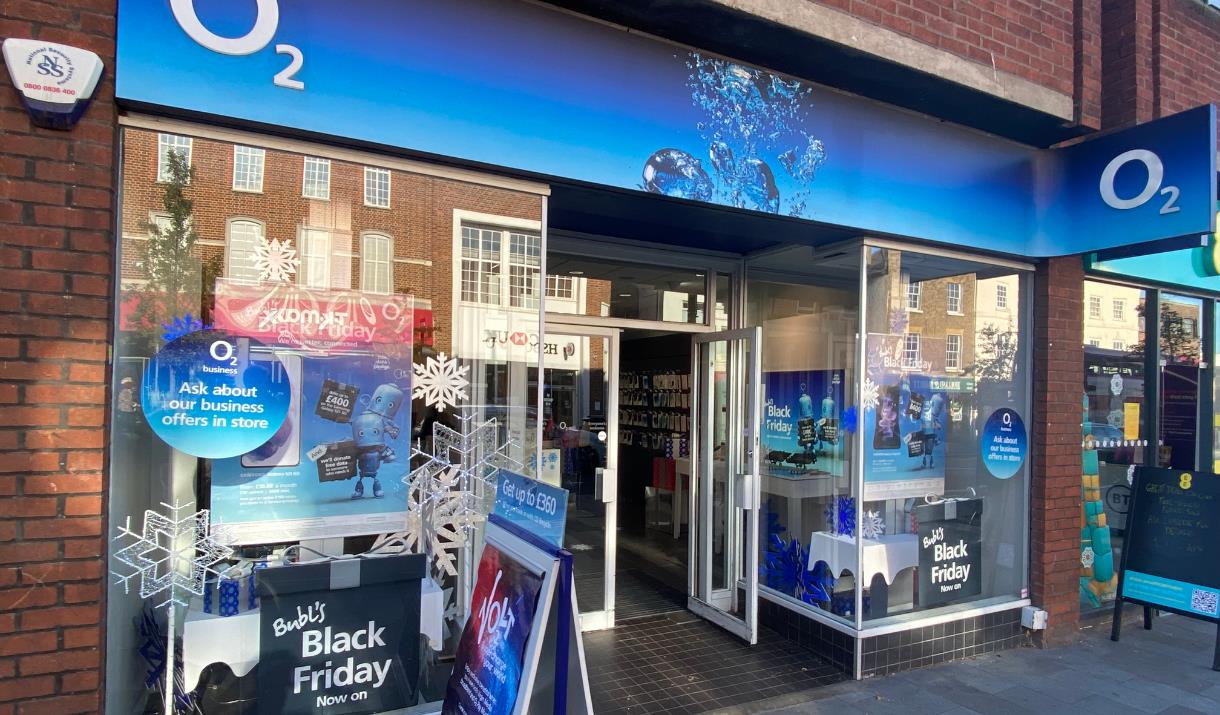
210, 351, 411, 545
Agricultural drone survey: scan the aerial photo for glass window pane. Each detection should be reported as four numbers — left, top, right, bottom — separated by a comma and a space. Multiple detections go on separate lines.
548, 253, 708, 323
1158, 294, 1203, 470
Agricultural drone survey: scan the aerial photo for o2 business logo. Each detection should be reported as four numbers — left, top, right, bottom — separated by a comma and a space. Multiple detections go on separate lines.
1099, 149, 1180, 216
169, 0, 304, 90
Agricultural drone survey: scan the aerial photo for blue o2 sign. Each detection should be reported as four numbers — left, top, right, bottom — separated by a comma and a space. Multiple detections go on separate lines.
980, 408, 1026, 480
142, 330, 292, 459
1099, 149, 1179, 215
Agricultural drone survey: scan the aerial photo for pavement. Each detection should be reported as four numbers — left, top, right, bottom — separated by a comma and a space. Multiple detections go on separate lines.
715, 614, 1220, 715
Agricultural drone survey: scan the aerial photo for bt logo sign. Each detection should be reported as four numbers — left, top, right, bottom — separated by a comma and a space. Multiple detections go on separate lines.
169, 0, 303, 90
1099, 149, 1180, 215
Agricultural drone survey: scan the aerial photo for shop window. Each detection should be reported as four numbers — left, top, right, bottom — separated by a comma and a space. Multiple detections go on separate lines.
298, 228, 331, 288
1158, 294, 1203, 470
360, 232, 392, 294
226, 219, 263, 284
1089, 295, 1102, 320
946, 333, 962, 370
232, 145, 264, 192
364, 166, 390, 208
996, 283, 1008, 310
110, 126, 543, 713
547, 253, 711, 324
1112, 298, 1125, 321
947, 282, 962, 314
1081, 281, 1147, 613
302, 156, 330, 199
906, 279, 922, 310
157, 133, 192, 182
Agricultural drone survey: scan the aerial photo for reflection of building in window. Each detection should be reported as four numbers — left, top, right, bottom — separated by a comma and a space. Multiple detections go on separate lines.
232, 146, 264, 192
508, 232, 540, 309
227, 219, 264, 284
906, 279, 922, 310
547, 274, 574, 299
947, 282, 962, 313
996, 283, 1008, 310
157, 133, 192, 182
303, 156, 330, 199
1112, 298, 1124, 321
361, 233, 392, 294
902, 333, 921, 368
1183, 317, 1196, 337
1112, 340, 1124, 351
460, 226, 502, 305
1088, 339, 1101, 347
1082, 282, 1144, 353
299, 228, 331, 288
1089, 295, 1101, 319
945, 333, 961, 370
364, 167, 390, 208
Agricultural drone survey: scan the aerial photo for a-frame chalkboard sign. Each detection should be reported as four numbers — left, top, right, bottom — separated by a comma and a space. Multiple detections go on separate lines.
1110, 467, 1220, 671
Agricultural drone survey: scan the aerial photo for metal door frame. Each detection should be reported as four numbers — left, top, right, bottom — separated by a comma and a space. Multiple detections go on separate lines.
542, 321, 621, 632
688, 326, 762, 643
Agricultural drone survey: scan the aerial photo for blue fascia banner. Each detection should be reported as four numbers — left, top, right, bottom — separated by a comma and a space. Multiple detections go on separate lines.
116, 0, 1216, 258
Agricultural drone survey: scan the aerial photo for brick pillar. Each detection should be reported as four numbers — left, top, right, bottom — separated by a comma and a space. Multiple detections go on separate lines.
1030, 256, 1084, 646
0, 1, 118, 712
1101, 0, 1158, 129
1073, 0, 1104, 130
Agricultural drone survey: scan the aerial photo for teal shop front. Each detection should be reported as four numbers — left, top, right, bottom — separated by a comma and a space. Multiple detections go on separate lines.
103, 1, 1219, 712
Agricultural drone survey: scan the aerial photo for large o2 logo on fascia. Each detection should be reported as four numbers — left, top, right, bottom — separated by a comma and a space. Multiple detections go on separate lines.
170, 0, 303, 90
1099, 149, 1180, 215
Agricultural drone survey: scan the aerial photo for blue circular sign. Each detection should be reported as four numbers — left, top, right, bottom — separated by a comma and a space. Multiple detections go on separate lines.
142, 330, 291, 459
980, 408, 1027, 479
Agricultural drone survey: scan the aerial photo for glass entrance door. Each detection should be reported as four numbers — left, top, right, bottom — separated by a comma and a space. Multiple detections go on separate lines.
688, 327, 762, 643
541, 325, 619, 631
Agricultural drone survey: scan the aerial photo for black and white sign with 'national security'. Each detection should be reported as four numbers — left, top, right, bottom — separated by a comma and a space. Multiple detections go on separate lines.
916, 499, 983, 607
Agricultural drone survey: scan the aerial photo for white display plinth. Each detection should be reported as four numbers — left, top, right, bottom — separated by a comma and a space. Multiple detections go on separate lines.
181, 577, 445, 691
806, 531, 918, 585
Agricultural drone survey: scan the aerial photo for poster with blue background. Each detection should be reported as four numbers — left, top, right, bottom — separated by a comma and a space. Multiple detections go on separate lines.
211, 351, 411, 545
761, 370, 844, 478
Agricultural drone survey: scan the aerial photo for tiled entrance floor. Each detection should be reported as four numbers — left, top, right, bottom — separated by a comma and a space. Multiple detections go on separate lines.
584, 610, 845, 714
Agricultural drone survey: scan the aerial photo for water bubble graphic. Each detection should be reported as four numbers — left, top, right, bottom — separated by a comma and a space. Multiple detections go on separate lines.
740, 158, 779, 213
642, 149, 714, 202
709, 141, 735, 176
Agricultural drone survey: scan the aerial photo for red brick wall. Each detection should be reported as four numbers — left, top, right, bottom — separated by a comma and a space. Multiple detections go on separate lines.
0, 0, 117, 712
1030, 257, 1085, 645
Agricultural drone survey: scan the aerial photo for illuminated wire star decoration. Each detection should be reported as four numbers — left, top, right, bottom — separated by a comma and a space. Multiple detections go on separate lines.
412, 352, 470, 412
253, 236, 300, 284
111, 501, 233, 609
399, 465, 481, 577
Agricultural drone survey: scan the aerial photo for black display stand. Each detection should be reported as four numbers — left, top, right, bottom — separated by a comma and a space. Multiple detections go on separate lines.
1109, 467, 1220, 671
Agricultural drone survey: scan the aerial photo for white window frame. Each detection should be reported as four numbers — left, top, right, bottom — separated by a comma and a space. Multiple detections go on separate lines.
1112, 340, 1125, 351
547, 274, 574, 299
1088, 339, 1101, 347
302, 156, 331, 200
996, 283, 1009, 310
507, 231, 542, 309
450, 210, 544, 312
1088, 295, 1102, 320
226, 218, 265, 284
298, 227, 331, 289
946, 282, 962, 314
1112, 298, 1124, 321
906, 279, 922, 311
902, 333, 921, 369
157, 133, 192, 183
360, 232, 393, 294
945, 333, 962, 371
364, 167, 391, 209
232, 145, 265, 193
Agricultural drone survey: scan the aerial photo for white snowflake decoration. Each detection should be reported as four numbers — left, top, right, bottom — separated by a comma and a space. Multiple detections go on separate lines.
1081, 547, 1096, 568
396, 464, 482, 577
111, 501, 233, 609
861, 510, 885, 539
861, 377, 880, 411
412, 352, 470, 412
253, 236, 301, 284
1126, 464, 1136, 485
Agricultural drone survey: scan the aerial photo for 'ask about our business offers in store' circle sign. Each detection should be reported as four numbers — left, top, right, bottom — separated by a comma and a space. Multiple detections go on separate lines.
142, 330, 291, 459
980, 408, 1027, 479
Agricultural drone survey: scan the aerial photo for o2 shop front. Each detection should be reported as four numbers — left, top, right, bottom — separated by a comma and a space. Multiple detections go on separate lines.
102, 0, 1217, 712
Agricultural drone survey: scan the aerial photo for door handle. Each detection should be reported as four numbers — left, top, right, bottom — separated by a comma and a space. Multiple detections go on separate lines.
735, 472, 757, 510
596, 467, 616, 503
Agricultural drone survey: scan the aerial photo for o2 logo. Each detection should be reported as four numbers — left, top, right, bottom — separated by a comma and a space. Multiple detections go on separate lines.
1099, 149, 1179, 215
169, 0, 304, 90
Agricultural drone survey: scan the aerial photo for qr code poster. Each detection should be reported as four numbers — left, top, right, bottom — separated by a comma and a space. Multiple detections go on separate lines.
1191, 588, 1220, 617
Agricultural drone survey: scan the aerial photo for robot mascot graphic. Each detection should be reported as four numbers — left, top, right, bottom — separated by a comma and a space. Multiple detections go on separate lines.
349, 383, 404, 499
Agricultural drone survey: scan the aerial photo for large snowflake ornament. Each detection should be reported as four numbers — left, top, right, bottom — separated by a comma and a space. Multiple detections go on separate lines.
413, 352, 470, 412
861, 510, 885, 539
253, 236, 301, 284
394, 465, 483, 577
112, 501, 233, 609
861, 378, 880, 411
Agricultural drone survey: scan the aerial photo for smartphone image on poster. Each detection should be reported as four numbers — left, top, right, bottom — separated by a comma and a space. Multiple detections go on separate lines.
242, 351, 302, 468
873, 384, 901, 451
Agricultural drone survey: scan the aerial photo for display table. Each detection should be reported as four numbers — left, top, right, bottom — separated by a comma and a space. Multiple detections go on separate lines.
806, 531, 917, 585
181, 576, 445, 691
